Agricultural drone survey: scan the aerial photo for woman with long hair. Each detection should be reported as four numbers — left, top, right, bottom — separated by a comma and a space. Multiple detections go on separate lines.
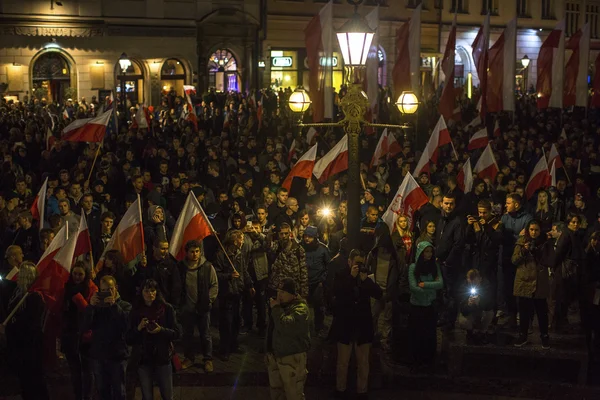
61, 261, 98, 400
416, 220, 436, 248
127, 279, 181, 400
294, 209, 311, 241
534, 190, 553, 233
393, 215, 414, 262
408, 241, 443, 372
4, 262, 49, 399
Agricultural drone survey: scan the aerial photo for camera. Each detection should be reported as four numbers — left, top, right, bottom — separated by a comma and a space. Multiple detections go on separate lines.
356, 262, 369, 274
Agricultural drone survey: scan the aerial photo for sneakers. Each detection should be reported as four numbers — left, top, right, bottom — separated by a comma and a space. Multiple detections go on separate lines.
181, 358, 194, 370
541, 335, 550, 349
514, 335, 528, 347
204, 360, 214, 373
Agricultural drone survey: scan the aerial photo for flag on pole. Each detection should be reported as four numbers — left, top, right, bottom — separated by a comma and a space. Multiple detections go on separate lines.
550, 160, 557, 187
282, 144, 318, 191
439, 14, 457, 120
472, 12, 490, 118
62, 109, 69, 120
487, 18, 517, 112
548, 143, 563, 168
36, 225, 68, 281
371, 128, 389, 167
313, 134, 348, 183
465, 115, 482, 129
468, 128, 489, 150
473, 144, 499, 181
413, 116, 452, 176
564, 23, 590, 108
493, 119, 501, 137
392, 3, 421, 97
537, 20, 565, 109
525, 155, 551, 199
74, 212, 92, 259
61, 109, 113, 142
457, 158, 474, 193
169, 192, 213, 261
288, 139, 297, 163
30, 177, 48, 231
306, 127, 318, 145
382, 173, 428, 232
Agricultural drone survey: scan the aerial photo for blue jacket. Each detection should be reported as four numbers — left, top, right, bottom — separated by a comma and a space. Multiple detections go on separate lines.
408, 241, 443, 307
500, 208, 533, 258
303, 241, 330, 286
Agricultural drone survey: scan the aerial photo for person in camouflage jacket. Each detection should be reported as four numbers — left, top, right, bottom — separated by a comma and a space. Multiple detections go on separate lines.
267, 223, 309, 298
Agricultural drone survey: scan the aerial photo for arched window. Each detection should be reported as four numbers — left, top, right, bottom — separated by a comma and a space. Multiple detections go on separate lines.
115, 59, 145, 106
208, 49, 239, 92
160, 58, 187, 96
32, 52, 71, 104
454, 47, 469, 87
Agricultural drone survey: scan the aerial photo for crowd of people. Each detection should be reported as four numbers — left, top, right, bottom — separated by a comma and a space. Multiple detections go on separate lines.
0, 84, 599, 400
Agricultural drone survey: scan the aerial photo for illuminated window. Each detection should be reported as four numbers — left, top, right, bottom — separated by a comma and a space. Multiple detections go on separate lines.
208, 49, 239, 92
160, 58, 186, 96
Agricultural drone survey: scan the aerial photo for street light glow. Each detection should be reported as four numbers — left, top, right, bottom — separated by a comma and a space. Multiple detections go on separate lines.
336, 12, 375, 66
288, 87, 312, 113
118, 52, 131, 74
396, 91, 419, 114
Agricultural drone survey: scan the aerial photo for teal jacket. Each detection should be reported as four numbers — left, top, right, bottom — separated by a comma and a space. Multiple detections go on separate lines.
271, 297, 311, 358
408, 241, 443, 307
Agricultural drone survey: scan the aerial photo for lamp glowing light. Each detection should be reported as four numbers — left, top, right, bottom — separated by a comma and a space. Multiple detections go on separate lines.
288, 87, 312, 113
521, 55, 530, 68
118, 53, 131, 74
395, 91, 419, 114
336, 10, 375, 66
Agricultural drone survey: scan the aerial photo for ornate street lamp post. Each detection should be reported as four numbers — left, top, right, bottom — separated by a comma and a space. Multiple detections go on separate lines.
118, 52, 131, 114
288, 0, 419, 250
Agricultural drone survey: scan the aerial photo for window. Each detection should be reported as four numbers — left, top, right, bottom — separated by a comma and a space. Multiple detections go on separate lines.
407, 0, 426, 9
587, 4, 600, 39
450, 0, 468, 14
160, 58, 186, 97
481, 0, 498, 15
517, 0, 529, 17
541, 0, 554, 19
566, 2, 580, 36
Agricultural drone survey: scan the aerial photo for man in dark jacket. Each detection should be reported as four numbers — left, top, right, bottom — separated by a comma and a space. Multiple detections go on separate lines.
214, 229, 254, 360
301, 225, 330, 334
178, 240, 218, 372
135, 239, 182, 306
83, 275, 132, 400
435, 193, 465, 327
330, 249, 382, 398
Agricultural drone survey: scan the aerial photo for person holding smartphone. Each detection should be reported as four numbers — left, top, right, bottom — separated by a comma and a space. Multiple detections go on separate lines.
458, 269, 494, 344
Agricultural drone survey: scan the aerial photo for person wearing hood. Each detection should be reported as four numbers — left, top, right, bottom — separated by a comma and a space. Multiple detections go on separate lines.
408, 241, 443, 372
499, 193, 533, 328
143, 204, 175, 250
178, 240, 219, 372
366, 224, 407, 354
512, 220, 550, 349
301, 225, 330, 335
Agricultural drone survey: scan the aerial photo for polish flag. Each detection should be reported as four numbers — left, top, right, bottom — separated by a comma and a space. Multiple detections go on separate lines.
96, 197, 144, 272
548, 143, 563, 169
183, 85, 196, 105
61, 109, 113, 142
593, 53, 600, 108
457, 158, 473, 193
487, 18, 516, 113
564, 23, 590, 108
307, 127, 318, 145
288, 139, 297, 163
550, 160, 557, 187
493, 120, 501, 137
473, 144, 499, 181
392, 3, 421, 97
525, 155, 551, 199
282, 144, 318, 191
468, 128, 489, 150
382, 173, 428, 232
62, 109, 69, 120
36, 225, 68, 276
472, 13, 490, 118
371, 129, 389, 167
439, 15, 457, 120
305, 1, 334, 122
413, 116, 452, 176
30, 177, 48, 231
169, 192, 213, 261
387, 130, 402, 158
135, 104, 150, 130
5, 267, 19, 281
537, 20, 565, 109
46, 127, 56, 151
74, 212, 92, 259
313, 135, 348, 183
465, 115, 482, 129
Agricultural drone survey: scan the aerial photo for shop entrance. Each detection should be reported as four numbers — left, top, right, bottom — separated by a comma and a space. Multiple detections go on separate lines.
32, 52, 72, 104
208, 49, 239, 92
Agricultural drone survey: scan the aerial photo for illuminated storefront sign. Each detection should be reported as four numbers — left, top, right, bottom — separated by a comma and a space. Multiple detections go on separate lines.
272, 56, 293, 67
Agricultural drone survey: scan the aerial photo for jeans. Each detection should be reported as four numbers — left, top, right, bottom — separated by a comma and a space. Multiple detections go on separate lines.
243, 279, 267, 330
65, 351, 94, 400
91, 359, 127, 400
219, 295, 241, 354
308, 283, 325, 331
181, 310, 213, 361
138, 364, 173, 400
518, 297, 549, 338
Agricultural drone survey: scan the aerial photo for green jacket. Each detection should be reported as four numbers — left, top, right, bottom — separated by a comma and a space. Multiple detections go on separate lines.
271, 297, 311, 358
408, 241, 443, 307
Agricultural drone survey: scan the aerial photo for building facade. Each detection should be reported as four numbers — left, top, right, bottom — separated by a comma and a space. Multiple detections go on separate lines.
0, 0, 598, 106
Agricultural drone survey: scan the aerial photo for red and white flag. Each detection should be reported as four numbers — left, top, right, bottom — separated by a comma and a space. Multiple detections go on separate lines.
439, 14, 457, 120
493, 119, 501, 138
550, 160, 557, 187
537, 20, 565, 109
313, 135, 348, 183
487, 18, 516, 113
305, 1, 334, 122
465, 115, 482, 129
392, 3, 421, 97
468, 128, 489, 150
169, 192, 213, 261
413, 116, 452, 176
525, 155, 551, 199
288, 139, 297, 163
457, 158, 474, 193
183, 85, 196, 105
306, 127, 318, 145
564, 23, 590, 108
472, 12, 490, 119
382, 173, 428, 232
548, 143, 563, 169
135, 104, 150, 130
473, 144, 499, 182
46, 127, 56, 151
387, 130, 402, 158
96, 197, 145, 272
61, 109, 113, 142
62, 109, 69, 120
30, 177, 48, 231
371, 128, 389, 167
282, 144, 318, 191
36, 225, 68, 277
74, 212, 92, 259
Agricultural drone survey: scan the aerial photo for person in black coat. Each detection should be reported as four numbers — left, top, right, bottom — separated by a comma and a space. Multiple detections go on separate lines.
134, 239, 182, 307
127, 279, 181, 400
330, 249, 382, 398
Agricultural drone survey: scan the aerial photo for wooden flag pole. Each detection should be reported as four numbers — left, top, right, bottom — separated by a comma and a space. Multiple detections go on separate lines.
86, 144, 102, 183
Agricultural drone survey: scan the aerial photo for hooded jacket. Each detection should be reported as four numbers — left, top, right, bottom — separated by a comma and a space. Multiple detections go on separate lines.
408, 241, 443, 307
143, 205, 175, 248
511, 236, 550, 299
270, 297, 311, 358
500, 208, 533, 259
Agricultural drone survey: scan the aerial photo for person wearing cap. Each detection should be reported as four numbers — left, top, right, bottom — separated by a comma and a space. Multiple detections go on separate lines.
266, 277, 311, 400
301, 225, 330, 336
